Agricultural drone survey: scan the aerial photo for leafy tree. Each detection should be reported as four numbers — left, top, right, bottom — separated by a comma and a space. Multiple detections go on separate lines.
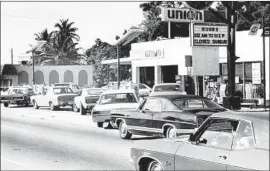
34, 28, 54, 42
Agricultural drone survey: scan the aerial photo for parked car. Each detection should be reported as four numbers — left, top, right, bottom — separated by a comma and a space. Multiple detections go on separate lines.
130, 111, 269, 171
31, 86, 78, 110
1, 86, 35, 107
73, 88, 105, 115
111, 94, 227, 139
52, 83, 81, 95
149, 83, 186, 96
101, 82, 152, 97
91, 89, 141, 128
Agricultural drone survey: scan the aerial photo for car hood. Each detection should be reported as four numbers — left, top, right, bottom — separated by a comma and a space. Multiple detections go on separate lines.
94, 103, 140, 111
132, 135, 189, 154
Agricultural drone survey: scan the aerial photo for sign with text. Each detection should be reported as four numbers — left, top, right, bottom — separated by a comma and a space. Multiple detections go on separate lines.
160, 7, 204, 23
144, 49, 164, 58
252, 63, 261, 84
192, 23, 228, 46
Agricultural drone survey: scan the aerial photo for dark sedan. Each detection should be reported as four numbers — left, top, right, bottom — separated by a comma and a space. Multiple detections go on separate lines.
111, 94, 227, 139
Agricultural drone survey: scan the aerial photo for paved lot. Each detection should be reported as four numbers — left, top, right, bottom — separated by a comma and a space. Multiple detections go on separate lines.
1, 104, 150, 170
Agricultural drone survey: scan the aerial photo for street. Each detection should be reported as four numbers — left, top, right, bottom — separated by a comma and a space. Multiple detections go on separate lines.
1, 104, 148, 170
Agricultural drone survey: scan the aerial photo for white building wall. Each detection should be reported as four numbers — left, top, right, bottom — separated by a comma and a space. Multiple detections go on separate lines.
14, 65, 93, 86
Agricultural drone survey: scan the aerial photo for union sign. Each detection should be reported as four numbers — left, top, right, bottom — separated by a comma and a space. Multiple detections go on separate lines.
192, 23, 228, 46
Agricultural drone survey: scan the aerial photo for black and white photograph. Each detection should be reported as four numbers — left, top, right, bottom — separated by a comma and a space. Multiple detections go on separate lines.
1, 1, 269, 170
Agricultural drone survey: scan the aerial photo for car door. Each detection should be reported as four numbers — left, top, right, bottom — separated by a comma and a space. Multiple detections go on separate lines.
126, 98, 161, 132
175, 118, 238, 170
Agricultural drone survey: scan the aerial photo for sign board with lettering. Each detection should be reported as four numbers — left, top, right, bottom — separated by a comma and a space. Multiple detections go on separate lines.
144, 49, 164, 58
159, 7, 226, 23
249, 23, 260, 35
192, 23, 228, 46
252, 63, 261, 84
159, 7, 204, 23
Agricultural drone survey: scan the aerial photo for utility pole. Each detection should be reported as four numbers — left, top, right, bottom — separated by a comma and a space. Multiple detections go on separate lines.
262, 17, 266, 109
10, 48, 14, 64
117, 46, 120, 89
32, 52, 35, 85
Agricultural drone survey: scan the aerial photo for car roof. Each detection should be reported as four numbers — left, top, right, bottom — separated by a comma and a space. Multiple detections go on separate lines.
102, 89, 135, 94
211, 111, 269, 122
148, 94, 207, 100
51, 86, 72, 89
154, 83, 181, 86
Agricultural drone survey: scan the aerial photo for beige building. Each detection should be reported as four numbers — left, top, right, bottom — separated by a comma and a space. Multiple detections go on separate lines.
0, 65, 93, 87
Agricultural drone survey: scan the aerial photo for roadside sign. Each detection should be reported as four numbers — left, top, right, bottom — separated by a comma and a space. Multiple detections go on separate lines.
192, 23, 228, 46
249, 23, 260, 35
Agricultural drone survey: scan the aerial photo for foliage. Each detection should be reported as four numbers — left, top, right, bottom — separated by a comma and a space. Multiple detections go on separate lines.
29, 19, 85, 66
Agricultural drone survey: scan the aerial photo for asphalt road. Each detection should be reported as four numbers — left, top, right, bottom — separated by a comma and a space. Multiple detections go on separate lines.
1, 104, 153, 170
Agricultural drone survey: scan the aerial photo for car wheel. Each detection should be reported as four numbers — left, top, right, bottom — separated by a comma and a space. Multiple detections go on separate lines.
4, 102, 9, 107
119, 121, 132, 139
147, 161, 163, 171
80, 103, 87, 115
97, 122, 103, 128
33, 100, 39, 109
50, 102, 55, 111
73, 103, 79, 112
166, 127, 177, 139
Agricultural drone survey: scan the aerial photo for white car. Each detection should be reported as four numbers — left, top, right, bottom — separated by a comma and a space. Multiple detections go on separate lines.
91, 89, 141, 128
73, 88, 105, 115
30, 86, 78, 110
150, 83, 187, 96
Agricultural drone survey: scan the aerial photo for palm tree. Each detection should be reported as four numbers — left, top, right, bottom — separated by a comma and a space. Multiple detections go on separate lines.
34, 28, 54, 42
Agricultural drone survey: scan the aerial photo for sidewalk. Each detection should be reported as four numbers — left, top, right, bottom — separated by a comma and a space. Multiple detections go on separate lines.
236, 107, 270, 112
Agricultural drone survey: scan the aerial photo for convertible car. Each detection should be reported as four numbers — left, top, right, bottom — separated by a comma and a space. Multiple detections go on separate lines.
130, 111, 269, 171
1, 86, 35, 107
111, 94, 226, 139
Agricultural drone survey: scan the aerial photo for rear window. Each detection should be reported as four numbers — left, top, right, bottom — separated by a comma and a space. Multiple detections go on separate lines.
154, 85, 183, 92
173, 98, 222, 110
99, 93, 137, 104
53, 88, 73, 94
54, 84, 69, 87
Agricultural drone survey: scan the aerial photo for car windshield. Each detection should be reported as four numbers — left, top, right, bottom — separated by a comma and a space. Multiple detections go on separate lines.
86, 89, 104, 95
53, 88, 73, 94
173, 98, 223, 110
154, 85, 183, 92
99, 93, 137, 104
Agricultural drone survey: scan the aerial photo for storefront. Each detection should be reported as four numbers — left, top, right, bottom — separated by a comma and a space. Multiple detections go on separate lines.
130, 38, 193, 89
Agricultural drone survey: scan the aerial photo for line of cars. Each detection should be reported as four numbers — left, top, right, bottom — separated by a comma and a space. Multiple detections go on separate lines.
1, 82, 268, 170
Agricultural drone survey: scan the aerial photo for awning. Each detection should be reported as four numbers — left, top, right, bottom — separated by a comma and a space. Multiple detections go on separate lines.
101, 57, 132, 66
1, 64, 18, 75
112, 28, 145, 46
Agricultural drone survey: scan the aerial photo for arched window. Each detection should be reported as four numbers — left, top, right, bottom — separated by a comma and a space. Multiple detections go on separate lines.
78, 70, 88, 86
34, 70, 44, 84
64, 70, 73, 83
18, 70, 29, 85
49, 70, 59, 84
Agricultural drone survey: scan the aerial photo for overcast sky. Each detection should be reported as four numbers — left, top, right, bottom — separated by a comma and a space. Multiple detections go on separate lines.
1, 2, 144, 64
